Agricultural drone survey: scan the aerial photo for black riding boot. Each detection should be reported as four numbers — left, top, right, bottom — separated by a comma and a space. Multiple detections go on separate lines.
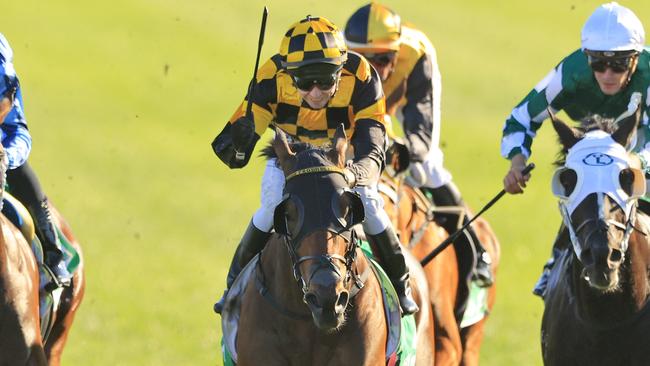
367, 226, 419, 316
426, 182, 494, 288
533, 225, 568, 298
214, 219, 271, 314
32, 198, 72, 286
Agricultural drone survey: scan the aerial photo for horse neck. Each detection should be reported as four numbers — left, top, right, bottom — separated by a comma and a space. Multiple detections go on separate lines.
260, 235, 308, 312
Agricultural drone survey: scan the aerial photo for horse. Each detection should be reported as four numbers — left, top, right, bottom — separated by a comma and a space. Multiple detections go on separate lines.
541, 108, 650, 366
379, 146, 500, 366
0, 146, 85, 366
222, 127, 434, 365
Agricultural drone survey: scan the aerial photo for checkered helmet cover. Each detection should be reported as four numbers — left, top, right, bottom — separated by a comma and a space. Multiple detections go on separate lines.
279, 16, 348, 70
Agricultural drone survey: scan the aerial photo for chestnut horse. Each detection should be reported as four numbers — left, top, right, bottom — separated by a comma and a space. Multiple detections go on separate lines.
380, 163, 500, 365
0, 147, 85, 365
541, 109, 650, 365
226, 127, 434, 365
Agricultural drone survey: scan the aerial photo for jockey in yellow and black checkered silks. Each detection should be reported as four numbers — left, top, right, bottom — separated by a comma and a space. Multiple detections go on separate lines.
345, 3, 497, 288
212, 15, 421, 316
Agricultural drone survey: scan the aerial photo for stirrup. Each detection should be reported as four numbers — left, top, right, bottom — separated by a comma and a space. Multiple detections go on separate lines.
42, 263, 72, 291
472, 252, 494, 288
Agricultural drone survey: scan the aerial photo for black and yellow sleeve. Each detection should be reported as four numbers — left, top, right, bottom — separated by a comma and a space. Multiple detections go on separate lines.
211, 55, 281, 168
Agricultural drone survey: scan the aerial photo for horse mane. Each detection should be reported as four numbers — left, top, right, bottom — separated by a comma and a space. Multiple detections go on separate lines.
553, 114, 617, 166
260, 140, 325, 160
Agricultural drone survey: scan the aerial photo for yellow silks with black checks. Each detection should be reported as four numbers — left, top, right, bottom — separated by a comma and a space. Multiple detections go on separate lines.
279, 16, 348, 70
226, 52, 386, 147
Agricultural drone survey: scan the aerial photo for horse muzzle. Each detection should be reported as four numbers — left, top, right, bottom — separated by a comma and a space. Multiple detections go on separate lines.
303, 270, 349, 331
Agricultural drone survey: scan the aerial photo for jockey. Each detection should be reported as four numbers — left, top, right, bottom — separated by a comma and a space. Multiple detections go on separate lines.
344, 3, 495, 287
500, 2, 650, 297
0, 33, 72, 286
212, 16, 419, 315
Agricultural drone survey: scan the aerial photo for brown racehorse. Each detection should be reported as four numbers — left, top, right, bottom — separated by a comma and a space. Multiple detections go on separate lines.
541, 110, 650, 365
230, 127, 433, 365
0, 147, 85, 365
380, 173, 500, 366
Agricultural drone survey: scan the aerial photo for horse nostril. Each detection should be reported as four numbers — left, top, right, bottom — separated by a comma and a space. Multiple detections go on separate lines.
336, 291, 349, 309
610, 248, 623, 263
304, 293, 320, 308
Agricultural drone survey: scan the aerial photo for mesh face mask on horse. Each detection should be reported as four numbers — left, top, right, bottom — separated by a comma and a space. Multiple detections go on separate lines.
541, 110, 650, 365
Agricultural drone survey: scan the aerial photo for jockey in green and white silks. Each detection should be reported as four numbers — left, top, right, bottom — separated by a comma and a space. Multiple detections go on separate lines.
500, 2, 648, 298
344, 3, 495, 287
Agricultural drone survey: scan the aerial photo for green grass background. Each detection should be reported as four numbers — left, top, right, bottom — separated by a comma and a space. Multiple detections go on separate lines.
4, 0, 649, 365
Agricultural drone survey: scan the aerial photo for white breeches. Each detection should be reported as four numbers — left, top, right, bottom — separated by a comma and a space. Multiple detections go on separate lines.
251, 158, 392, 235
421, 145, 453, 189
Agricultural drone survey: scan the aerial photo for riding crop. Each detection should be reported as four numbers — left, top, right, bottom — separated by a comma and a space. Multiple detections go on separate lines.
420, 163, 535, 266
235, 6, 268, 162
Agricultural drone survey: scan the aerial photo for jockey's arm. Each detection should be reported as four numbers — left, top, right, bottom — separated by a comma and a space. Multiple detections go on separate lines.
0, 86, 31, 170
212, 63, 276, 169
401, 53, 439, 162
348, 119, 386, 186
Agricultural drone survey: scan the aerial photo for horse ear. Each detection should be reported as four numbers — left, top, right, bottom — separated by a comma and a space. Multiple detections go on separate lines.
327, 124, 348, 168
272, 128, 296, 174
549, 108, 580, 150
612, 105, 641, 147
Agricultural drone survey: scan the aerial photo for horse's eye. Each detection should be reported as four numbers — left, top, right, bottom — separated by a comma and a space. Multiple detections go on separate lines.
560, 169, 578, 196
619, 168, 635, 196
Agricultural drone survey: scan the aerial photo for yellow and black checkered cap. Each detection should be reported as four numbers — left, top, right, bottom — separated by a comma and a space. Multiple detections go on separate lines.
279, 16, 348, 70
344, 3, 401, 52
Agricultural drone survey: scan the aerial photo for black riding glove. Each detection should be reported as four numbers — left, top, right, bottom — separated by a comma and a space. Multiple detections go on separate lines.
231, 116, 256, 153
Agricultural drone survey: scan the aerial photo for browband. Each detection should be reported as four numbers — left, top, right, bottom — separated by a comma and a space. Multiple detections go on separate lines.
285, 166, 346, 181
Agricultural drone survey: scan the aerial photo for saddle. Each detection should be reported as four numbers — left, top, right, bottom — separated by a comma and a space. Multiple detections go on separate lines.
1, 193, 79, 342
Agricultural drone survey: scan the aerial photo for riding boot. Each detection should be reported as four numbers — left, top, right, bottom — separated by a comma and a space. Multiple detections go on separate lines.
214, 219, 271, 314
366, 226, 419, 316
425, 182, 494, 287
32, 198, 72, 287
533, 225, 568, 298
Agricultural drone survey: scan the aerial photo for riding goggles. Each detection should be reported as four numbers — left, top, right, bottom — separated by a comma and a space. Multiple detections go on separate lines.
361, 51, 397, 66
289, 63, 343, 91
588, 55, 634, 73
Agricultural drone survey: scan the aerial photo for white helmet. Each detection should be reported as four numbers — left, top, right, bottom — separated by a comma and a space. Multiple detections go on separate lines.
581, 2, 645, 52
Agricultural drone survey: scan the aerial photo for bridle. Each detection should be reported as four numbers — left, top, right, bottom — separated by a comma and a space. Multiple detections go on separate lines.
255, 164, 368, 319
280, 166, 366, 298
558, 193, 636, 261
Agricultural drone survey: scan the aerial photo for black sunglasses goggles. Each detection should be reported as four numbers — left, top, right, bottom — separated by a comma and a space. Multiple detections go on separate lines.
588, 55, 635, 73
361, 52, 397, 67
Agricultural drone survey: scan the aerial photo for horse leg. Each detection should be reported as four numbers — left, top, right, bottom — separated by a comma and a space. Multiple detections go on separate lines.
44, 209, 86, 366
430, 247, 462, 366
404, 252, 436, 365
44, 272, 85, 366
